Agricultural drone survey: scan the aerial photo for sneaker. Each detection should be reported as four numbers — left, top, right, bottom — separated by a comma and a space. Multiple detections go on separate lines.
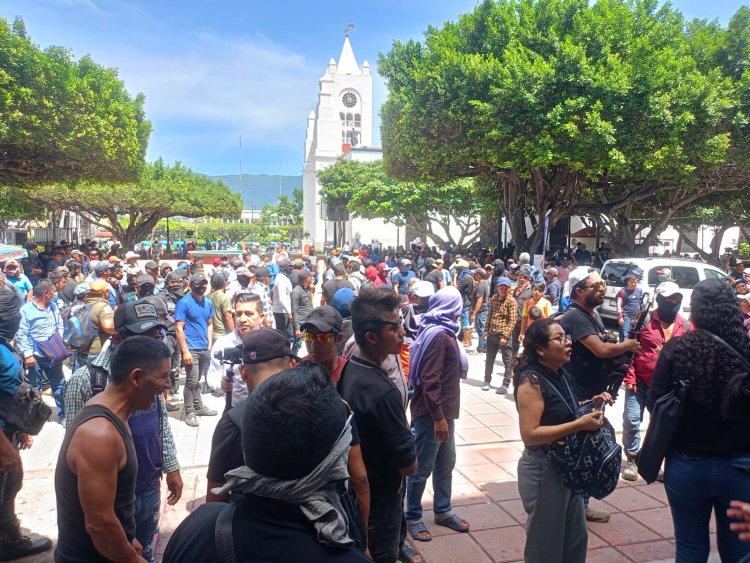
211, 389, 225, 398
165, 402, 180, 412
194, 407, 218, 417
585, 507, 610, 523
622, 460, 638, 481
656, 468, 664, 482
0, 535, 53, 561
481, 384, 491, 391
184, 414, 199, 427
495, 386, 508, 395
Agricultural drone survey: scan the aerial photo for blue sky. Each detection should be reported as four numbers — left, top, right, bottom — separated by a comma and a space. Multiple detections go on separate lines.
0, 0, 746, 177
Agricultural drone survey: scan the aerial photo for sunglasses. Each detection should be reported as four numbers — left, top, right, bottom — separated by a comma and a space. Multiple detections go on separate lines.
369, 318, 404, 332
304, 331, 338, 343
577, 280, 606, 291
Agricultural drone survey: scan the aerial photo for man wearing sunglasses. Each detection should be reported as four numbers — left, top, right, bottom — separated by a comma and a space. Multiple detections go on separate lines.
300, 306, 347, 384
560, 266, 639, 523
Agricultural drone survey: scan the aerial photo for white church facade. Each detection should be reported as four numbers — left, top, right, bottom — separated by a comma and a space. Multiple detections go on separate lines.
302, 36, 404, 249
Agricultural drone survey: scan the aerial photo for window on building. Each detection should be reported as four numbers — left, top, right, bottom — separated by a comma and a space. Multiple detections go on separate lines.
346, 113, 353, 127
354, 114, 361, 127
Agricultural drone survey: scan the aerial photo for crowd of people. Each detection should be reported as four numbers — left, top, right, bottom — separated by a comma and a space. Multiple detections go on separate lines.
0, 237, 749, 562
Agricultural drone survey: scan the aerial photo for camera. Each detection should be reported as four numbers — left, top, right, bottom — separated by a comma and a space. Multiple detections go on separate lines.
213, 345, 242, 365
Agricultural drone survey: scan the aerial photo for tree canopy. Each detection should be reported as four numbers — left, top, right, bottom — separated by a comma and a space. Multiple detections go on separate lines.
317, 160, 490, 248
27, 159, 242, 249
378, 0, 750, 253
0, 17, 150, 186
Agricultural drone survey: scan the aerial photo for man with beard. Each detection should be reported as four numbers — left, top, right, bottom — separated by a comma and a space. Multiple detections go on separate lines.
560, 266, 638, 523
174, 274, 217, 427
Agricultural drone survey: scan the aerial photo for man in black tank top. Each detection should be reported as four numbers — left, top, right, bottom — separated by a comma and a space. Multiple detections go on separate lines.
55, 336, 172, 563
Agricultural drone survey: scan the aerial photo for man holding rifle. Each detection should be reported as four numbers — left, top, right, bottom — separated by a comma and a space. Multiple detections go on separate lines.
621, 282, 692, 481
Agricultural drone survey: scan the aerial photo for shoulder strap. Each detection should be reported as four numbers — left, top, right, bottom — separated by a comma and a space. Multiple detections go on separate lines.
682, 319, 690, 333
520, 369, 577, 415
214, 501, 238, 563
706, 332, 750, 369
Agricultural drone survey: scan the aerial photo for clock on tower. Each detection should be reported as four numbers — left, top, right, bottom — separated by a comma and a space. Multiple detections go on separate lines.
342, 92, 357, 108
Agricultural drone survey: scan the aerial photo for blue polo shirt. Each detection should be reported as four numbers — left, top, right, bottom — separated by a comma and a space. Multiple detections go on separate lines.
174, 293, 214, 350
393, 270, 416, 295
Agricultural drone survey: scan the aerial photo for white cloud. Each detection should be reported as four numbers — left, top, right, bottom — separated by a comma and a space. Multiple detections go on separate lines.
106, 33, 321, 151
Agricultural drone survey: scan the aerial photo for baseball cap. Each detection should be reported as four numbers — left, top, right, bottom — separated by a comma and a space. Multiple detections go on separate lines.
277, 258, 291, 268
377, 262, 389, 272
65, 260, 82, 270
435, 258, 444, 265
655, 267, 673, 282
124, 251, 139, 260
48, 268, 68, 282
509, 263, 520, 272
235, 266, 251, 277
136, 273, 155, 286
425, 257, 437, 268
518, 265, 533, 278
92, 261, 110, 273
473, 267, 486, 277
455, 259, 469, 269
567, 266, 597, 290
655, 281, 682, 298
255, 266, 270, 278
144, 260, 159, 270
189, 273, 207, 286
300, 306, 343, 334
330, 287, 356, 318
293, 258, 305, 267
74, 282, 90, 297
124, 265, 142, 276
165, 271, 186, 284
212, 256, 221, 266
89, 279, 109, 292
413, 281, 435, 298
241, 328, 300, 364
210, 272, 226, 286
400, 259, 412, 267
114, 299, 166, 334
496, 277, 512, 287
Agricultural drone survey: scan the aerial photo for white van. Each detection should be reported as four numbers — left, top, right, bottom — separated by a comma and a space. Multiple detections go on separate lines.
599, 257, 727, 321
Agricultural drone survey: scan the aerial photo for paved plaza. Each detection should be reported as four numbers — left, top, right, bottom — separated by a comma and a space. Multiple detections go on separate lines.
12, 344, 720, 563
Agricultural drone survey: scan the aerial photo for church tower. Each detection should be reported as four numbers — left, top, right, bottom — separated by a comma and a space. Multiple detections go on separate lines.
303, 33, 373, 247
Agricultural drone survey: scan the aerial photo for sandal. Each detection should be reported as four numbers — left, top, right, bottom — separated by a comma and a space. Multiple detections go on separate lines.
406, 519, 432, 542
399, 543, 427, 563
434, 512, 470, 533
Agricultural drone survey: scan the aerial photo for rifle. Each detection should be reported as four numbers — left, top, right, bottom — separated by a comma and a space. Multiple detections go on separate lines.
606, 291, 653, 400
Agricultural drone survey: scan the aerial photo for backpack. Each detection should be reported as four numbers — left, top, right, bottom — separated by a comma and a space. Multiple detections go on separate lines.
63, 302, 99, 350
528, 370, 622, 499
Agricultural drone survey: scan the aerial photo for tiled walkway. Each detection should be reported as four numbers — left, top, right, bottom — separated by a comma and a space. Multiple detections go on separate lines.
13, 347, 720, 562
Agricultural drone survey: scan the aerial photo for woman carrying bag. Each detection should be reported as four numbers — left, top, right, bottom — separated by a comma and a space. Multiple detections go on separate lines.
515, 318, 613, 563
647, 278, 750, 562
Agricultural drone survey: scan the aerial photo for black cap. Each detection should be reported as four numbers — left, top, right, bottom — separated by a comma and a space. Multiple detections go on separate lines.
300, 306, 343, 334
189, 273, 207, 286
114, 299, 166, 334
210, 272, 226, 286
255, 266, 270, 278
136, 273, 155, 286
241, 328, 300, 364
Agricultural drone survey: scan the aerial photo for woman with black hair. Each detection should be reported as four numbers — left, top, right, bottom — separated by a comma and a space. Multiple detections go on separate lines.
514, 318, 613, 563
648, 278, 750, 562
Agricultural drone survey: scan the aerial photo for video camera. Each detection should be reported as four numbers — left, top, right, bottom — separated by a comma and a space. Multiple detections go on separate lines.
213, 345, 242, 365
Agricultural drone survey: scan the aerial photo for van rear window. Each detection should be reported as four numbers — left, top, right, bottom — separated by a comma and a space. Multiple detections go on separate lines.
647, 266, 700, 289
602, 263, 640, 287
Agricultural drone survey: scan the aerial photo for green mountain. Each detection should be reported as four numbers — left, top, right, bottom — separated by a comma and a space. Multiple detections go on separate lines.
210, 174, 302, 210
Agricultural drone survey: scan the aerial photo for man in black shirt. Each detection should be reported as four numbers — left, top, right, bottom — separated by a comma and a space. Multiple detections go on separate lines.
323, 263, 356, 305
165, 364, 370, 563
422, 258, 443, 293
338, 287, 417, 563
206, 328, 298, 502
560, 266, 638, 524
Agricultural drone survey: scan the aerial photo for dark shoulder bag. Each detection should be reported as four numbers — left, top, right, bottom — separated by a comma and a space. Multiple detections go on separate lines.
0, 343, 52, 435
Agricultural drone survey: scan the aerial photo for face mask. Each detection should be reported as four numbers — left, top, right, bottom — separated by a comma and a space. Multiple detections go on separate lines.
656, 294, 681, 323
193, 285, 207, 296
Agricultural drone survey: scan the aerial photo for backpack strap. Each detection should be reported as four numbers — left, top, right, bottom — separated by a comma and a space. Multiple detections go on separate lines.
227, 399, 247, 430
520, 369, 578, 415
214, 501, 238, 563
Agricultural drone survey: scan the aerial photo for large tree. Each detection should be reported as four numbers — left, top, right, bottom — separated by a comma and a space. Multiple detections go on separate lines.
0, 17, 150, 186
378, 0, 749, 253
26, 159, 242, 249
318, 160, 490, 248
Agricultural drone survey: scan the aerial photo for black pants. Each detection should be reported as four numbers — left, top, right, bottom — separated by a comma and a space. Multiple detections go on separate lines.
273, 313, 292, 338
183, 349, 209, 415
368, 487, 404, 563
167, 334, 181, 393
485, 333, 513, 387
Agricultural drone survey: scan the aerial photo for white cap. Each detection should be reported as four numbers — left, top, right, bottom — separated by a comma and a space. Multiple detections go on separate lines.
655, 281, 682, 298
568, 266, 597, 291
412, 281, 435, 298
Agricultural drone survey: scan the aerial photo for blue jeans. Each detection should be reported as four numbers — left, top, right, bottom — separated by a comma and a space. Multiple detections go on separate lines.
474, 310, 488, 352
461, 306, 471, 329
665, 450, 750, 563
29, 355, 64, 420
134, 478, 161, 563
622, 383, 649, 458
368, 488, 404, 563
405, 415, 456, 521
618, 315, 636, 342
